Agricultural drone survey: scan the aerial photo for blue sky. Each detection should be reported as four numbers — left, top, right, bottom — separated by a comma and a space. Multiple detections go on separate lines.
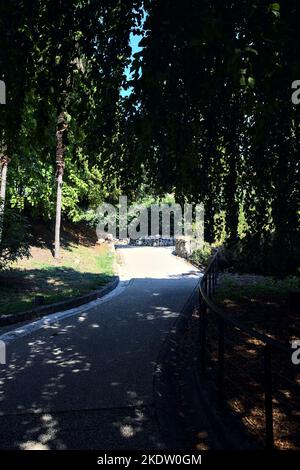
122, 33, 143, 97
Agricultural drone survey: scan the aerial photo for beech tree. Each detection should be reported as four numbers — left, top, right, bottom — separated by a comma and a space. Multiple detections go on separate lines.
0, 0, 33, 243
128, 0, 300, 274
26, 0, 142, 258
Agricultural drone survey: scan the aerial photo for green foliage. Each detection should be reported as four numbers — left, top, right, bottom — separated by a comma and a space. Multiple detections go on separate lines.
214, 274, 300, 305
128, 0, 300, 274
189, 243, 214, 269
0, 208, 30, 270
224, 234, 300, 277
1, 1, 300, 277
1, 1, 143, 225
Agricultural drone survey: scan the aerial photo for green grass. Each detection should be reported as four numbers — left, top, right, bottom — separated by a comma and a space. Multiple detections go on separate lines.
214, 274, 300, 304
0, 243, 115, 316
213, 273, 300, 342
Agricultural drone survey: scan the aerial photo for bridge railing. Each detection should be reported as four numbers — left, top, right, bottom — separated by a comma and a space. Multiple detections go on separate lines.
198, 251, 300, 449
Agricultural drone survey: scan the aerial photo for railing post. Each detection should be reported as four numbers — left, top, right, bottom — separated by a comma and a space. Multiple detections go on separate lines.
199, 295, 207, 376
217, 317, 225, 409
214, 261, 217, 291
264, 344, 274, 449
214, 261, 217, 293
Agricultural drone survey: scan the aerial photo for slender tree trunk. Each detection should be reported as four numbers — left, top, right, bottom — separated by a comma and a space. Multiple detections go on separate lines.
225, 149, 239, 243
54, 171, 63, 259
224, 98, 240, 244
54, 112, 67, 259
0, 155, 9, 243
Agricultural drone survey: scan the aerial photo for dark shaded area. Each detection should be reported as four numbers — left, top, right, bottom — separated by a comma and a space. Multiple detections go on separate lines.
197, 254, 300, 450
28, 221, 98, 252
198, 310, 300, 450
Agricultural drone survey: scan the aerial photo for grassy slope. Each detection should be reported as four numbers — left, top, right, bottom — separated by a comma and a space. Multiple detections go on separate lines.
214, 273, 300, 342
0, 223, 116, 316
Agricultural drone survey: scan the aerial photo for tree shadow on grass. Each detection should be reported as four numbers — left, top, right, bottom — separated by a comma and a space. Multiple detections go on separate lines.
28, 221, 98, 252
0, 267, 114, 316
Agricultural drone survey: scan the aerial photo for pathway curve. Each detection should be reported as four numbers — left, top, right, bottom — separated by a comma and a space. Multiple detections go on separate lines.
0, 247, 199, 450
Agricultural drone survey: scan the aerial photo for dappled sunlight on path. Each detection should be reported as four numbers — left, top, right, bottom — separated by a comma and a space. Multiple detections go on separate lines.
0, 247, 200, 449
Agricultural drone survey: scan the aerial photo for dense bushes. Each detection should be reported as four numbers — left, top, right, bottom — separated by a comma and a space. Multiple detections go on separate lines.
189, 243, 214, 269
131, 1, 300, 276
188, 234, 300, 277
224, 235, 300, 277
0, 209, 30, 270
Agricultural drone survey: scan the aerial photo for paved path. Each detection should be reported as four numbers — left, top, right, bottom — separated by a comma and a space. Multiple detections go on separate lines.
0, 247, 199, 450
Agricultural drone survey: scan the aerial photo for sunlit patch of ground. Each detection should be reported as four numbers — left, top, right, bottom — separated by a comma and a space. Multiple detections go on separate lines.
0, 226, 115, 316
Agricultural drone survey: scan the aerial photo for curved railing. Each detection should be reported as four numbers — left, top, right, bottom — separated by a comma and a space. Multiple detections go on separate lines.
198, 250, 300, 449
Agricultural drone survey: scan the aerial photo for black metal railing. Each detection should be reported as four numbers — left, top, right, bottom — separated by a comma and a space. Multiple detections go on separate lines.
198, 250, 300, 450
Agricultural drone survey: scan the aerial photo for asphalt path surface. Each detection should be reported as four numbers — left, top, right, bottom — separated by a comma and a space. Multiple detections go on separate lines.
0, 246, 199, 450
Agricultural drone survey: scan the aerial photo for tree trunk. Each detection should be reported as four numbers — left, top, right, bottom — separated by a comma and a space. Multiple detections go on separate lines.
225, 150, 239, 243
0, 155, 9, 244
54, 112, 67, 259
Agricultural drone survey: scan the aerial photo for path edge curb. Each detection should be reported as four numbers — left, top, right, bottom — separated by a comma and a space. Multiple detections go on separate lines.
0, 276, 120, 327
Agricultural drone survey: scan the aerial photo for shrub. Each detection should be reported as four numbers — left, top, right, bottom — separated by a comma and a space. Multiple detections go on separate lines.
189, 242, 214, 269
0, 209, 30, 270
224, 233, 300, 277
